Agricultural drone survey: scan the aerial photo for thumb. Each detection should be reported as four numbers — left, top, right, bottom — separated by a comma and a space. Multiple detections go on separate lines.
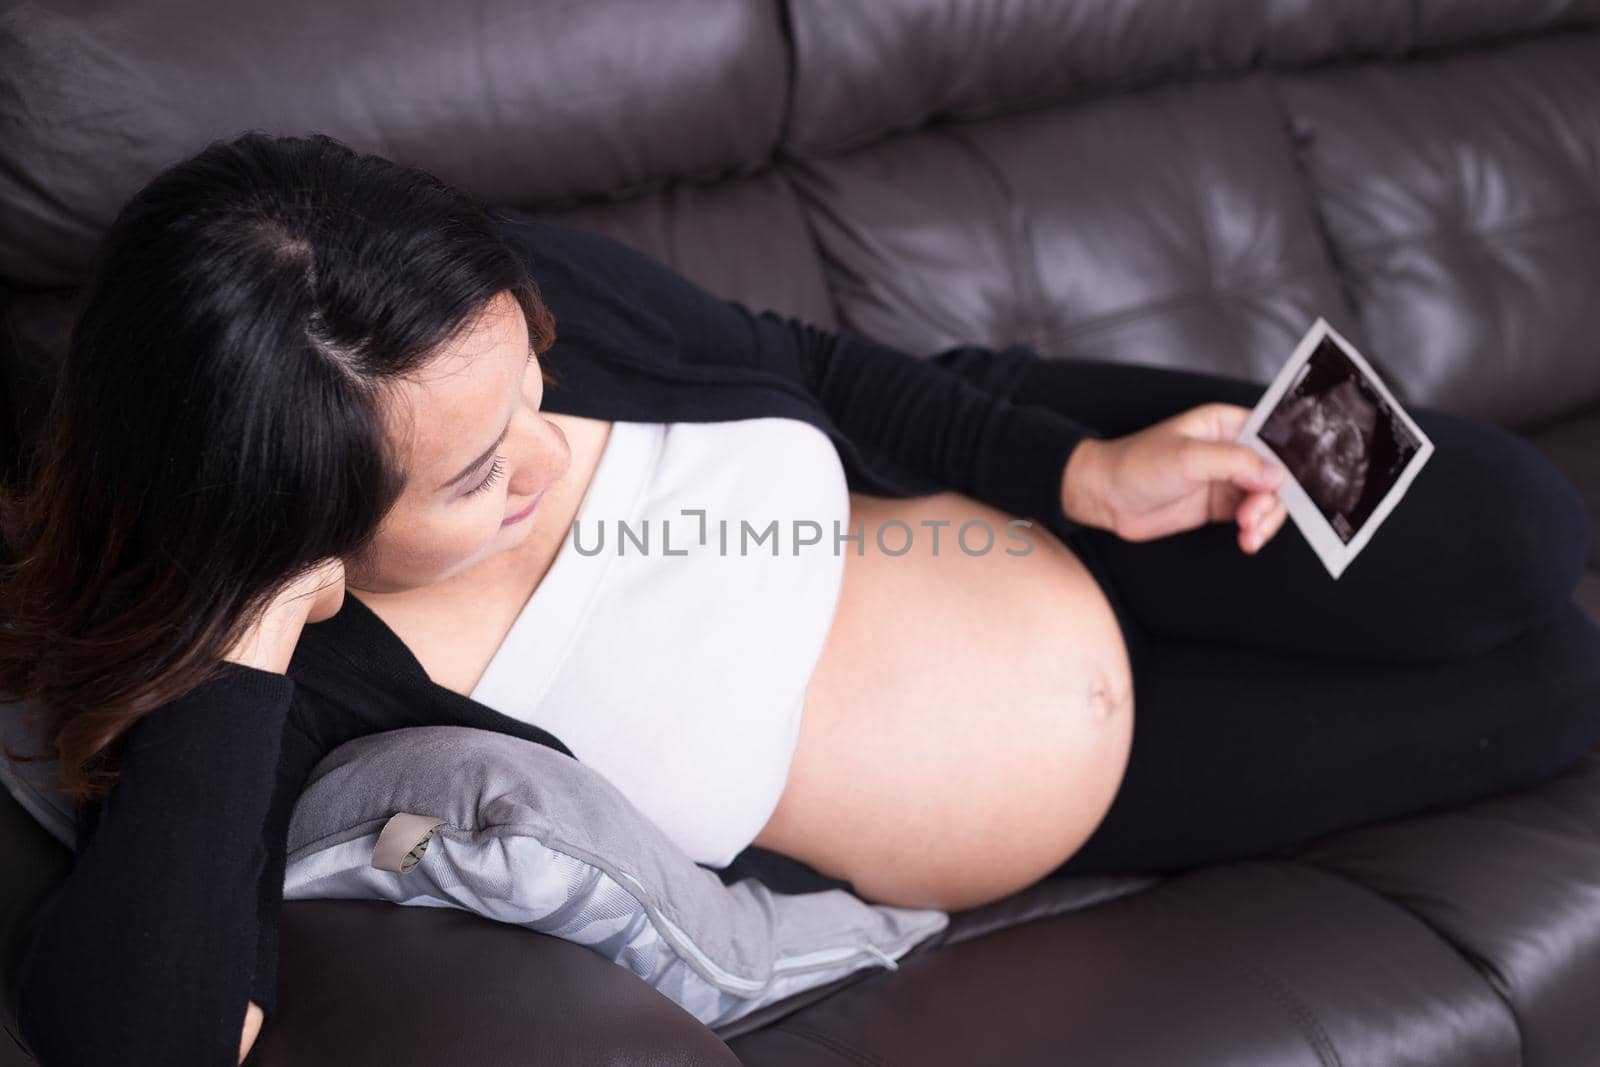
1182, 439, 1284, 491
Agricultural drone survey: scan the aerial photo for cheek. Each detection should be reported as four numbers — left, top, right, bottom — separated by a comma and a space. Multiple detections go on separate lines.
361, 502, 508, 588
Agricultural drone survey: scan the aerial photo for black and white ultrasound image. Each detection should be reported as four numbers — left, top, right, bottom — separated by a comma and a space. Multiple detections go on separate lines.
1258, 338, 1421, 543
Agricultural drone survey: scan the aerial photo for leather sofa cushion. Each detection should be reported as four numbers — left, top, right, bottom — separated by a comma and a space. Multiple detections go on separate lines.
728, 859, 1523, 1065
725, 746, 1600, 1065
1289, 748, 1600, 1065
783, 75, 1356, 382
1280, 30, 1600, 427
540, 171, 842, 332
257, 897, 744, 1066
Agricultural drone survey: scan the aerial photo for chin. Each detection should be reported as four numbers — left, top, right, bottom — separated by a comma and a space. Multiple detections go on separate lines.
490, 521, 532, 554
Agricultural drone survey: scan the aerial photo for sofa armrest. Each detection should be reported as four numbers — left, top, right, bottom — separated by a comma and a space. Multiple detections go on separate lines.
250, 898, 740, 1066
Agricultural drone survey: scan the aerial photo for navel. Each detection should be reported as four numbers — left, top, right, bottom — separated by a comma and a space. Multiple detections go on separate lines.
1088, 679, 1115, 722
1085, 673, 1135, 726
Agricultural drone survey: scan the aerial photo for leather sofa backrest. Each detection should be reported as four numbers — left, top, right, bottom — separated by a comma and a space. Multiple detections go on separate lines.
783, 0, 1600, 156
3, 2, 1599, 445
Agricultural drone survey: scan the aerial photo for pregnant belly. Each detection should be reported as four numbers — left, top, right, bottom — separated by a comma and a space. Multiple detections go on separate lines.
751, 491, 1135, 912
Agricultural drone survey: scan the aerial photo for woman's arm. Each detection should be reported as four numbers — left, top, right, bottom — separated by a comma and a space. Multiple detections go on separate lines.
723, 306, 1106, 530
17, 663, 296, 1066
494, 211, 1106, 531
17, 559, 340, 1065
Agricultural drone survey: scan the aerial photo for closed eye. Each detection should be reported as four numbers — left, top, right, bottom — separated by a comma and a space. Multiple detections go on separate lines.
465, 455, 506, 497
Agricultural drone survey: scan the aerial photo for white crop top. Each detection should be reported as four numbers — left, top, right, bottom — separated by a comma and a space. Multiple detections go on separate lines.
470, 417, 852, 868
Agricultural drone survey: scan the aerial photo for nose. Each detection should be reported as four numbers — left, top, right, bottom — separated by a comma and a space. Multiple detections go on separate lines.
507, 416, 571, 497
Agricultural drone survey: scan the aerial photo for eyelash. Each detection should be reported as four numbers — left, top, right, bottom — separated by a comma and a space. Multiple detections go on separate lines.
465, 456, 506, 497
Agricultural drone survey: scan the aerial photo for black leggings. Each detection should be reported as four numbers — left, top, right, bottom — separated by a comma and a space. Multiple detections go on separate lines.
1016, 357, 1600, 877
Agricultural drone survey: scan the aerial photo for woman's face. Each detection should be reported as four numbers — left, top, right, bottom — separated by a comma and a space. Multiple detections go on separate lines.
344, 290, 572, 592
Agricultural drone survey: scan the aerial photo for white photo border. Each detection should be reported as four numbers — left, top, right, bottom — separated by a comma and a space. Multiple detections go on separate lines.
1234, 317, 1435, 580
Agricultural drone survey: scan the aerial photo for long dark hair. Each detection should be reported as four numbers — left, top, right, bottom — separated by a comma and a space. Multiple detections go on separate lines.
0, 130, 559, 803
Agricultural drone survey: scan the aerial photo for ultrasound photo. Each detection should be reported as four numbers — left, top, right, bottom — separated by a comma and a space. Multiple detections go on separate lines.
1236, 318, 1434, 580
1257, 337, 1422, 544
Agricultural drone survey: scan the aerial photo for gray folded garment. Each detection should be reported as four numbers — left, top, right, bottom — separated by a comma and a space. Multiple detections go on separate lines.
283, 724, 949, 1030
0, 698, 75, 848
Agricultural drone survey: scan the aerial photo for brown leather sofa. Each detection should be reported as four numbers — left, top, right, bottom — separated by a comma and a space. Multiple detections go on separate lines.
4, 2, 1600, 1064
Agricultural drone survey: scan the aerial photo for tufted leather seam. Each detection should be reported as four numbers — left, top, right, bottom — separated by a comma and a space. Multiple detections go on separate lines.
780, 1021, 900, 1066
1331, 207, 1600, 260
1231, 958, 1344, 1067
772, 1, 800, 151
779, 154, 991, 346
1264, 71, 1370, 355
1164, 897, 1344, 1066
1278, 858, 1527, 1067
1029, 258, 1337, 346
924, 123, 1060, 353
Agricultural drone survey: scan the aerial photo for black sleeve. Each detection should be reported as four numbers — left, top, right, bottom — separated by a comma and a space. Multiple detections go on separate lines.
714, 307, 1105, 530
496, 210, 1105, 531
17, 661, 296, 1067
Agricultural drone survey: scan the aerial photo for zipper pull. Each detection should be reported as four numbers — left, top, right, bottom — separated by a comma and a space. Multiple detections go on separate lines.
862, 944, 900, 971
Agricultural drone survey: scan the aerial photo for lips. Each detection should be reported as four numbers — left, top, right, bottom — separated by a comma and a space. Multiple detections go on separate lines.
502, 489, 546, 527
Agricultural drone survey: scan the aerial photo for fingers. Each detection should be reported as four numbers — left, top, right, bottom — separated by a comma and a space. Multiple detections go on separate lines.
1237, 491, 1287, 554
1182, 438, 1284, 493
1174, 401, 1254, 440
1205, 402, 1254, 440
1211, 481, 1247, 524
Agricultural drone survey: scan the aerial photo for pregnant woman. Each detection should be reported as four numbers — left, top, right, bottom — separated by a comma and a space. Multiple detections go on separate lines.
4, 132, 1598, 1066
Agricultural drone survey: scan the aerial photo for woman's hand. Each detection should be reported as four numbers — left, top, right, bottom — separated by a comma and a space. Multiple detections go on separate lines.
240, 999, 265, 1064
1061, 403, 1289, 554
222, 557, 347, 674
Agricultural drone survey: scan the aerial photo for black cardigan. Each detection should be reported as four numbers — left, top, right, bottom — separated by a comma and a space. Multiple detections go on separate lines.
16, 208, 1102, 1066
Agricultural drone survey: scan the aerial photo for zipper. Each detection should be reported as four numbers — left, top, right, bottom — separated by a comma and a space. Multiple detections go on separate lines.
769, 940, 901, 976
615, 870, 907, 993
